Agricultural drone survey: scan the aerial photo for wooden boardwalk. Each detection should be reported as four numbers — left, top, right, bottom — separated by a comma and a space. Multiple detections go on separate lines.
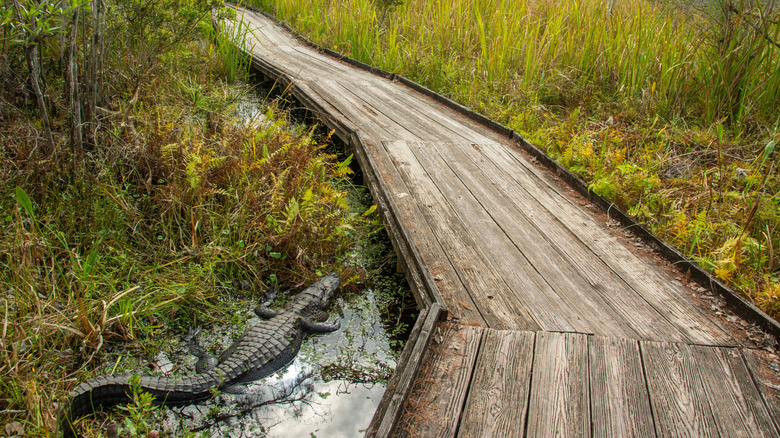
230, 7, 780, 437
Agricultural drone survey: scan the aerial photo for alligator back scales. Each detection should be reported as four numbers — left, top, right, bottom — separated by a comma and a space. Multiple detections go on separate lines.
60, 273, 340, 437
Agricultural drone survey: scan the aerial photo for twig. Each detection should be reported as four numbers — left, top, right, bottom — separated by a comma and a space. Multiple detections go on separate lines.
88, 173, 135, 217
1, 299, 7, 341
141, 255, 192, 275
0, 409, 27, 415
39, 322, 84, 337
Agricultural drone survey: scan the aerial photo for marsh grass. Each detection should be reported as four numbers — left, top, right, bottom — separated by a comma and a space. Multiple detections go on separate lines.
212, 8, 254, 82
0, 23, 367, 436
250, 0, 780, 317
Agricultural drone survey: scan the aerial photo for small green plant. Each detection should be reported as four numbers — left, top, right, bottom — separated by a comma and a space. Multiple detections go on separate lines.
116, 376, 163, 436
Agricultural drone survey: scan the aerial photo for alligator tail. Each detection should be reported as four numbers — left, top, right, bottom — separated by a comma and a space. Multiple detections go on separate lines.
59, 373, 214, 437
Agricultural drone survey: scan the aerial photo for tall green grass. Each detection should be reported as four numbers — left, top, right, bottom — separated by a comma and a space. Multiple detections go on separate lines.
252, 0, 779, 128
212, 8, 253, 82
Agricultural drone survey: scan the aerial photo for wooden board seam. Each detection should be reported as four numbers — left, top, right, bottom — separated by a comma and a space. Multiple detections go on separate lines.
351, 132, 449, 313
640, 341, 666, 438
369, 303, 445, 438
637, 341, 679, 438
450, 327, 489, 438
738, 348, 780, 436
521, 332, 539, 438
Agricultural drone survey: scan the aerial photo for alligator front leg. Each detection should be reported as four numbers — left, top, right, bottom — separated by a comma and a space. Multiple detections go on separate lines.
184, 328, 218, 373
254, 305, 277, 319
302, 318, 340, 333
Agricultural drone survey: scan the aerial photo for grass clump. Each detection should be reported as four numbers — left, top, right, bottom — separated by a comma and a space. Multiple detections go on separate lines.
251, 0, 780, 318
0, 2, 367, 436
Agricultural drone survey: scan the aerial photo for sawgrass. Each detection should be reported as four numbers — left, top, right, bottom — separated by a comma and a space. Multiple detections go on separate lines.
249, 0, 780, 317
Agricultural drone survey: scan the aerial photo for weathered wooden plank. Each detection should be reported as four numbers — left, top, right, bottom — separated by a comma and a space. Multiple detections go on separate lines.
392, 140, 576, 332
526, 332, 590, 438
457, 329, 534, 438
479, 143, 732, 346
286, 81, 353, 140
691, 345, 779, 438
418, 141, 645, 339
742, 348, 780, 431
395, 324, 483, 438
368, 303, 444, 438
351, 134, 484, 325
414, 140, 638, 335
338, 81, 446, 142
384, 140, 542, 330
589, 336, 655, 438
351, 134, 432, 310
269, 46, 379, 86
242, 12, 291, 48
742, 348, 780, 434
438, 141, 688, 342
367, 80, 500, 145
309, 79, 418, 142
641, 341, 719, 437
288, 46, 360, 76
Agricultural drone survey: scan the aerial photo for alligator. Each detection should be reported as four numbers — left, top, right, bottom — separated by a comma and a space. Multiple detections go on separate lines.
60, 273, 341, 437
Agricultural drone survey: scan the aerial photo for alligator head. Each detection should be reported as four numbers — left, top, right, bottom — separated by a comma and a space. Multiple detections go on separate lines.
295, 272, 340, 316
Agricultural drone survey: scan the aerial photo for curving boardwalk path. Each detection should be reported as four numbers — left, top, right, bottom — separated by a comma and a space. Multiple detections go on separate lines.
230, 6, 780, 437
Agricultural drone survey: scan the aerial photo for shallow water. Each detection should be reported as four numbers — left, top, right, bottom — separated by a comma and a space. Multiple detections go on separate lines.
159, 284, 412, 437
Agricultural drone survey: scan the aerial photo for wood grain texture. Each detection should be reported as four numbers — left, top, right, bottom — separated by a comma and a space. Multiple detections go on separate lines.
691, 345, 779, 438
526, 332, 590, 438
369, 304, 444, 438
641, 341, 719, 437
346, 130, 432, 311
395, 324, 483, 438
385, 140, 541, 330
309, 80, 414, 141
589, 336, 655, 438
345, 81, 470, 143
409, 140, 612, 334
358, 136, 485, 325
457, 329, 534, 438
425, 141, 656, 339
445, 141, 691, 343
368, 79, 500, 144
742, 348, 780, 434
480, 143, 732, 346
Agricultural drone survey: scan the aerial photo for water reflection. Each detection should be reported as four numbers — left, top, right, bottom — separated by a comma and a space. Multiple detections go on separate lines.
162, 286, 411, 437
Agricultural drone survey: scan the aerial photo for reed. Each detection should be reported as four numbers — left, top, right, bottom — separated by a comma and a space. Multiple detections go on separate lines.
212, 8, 253, 82
251, 0, 779, 127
